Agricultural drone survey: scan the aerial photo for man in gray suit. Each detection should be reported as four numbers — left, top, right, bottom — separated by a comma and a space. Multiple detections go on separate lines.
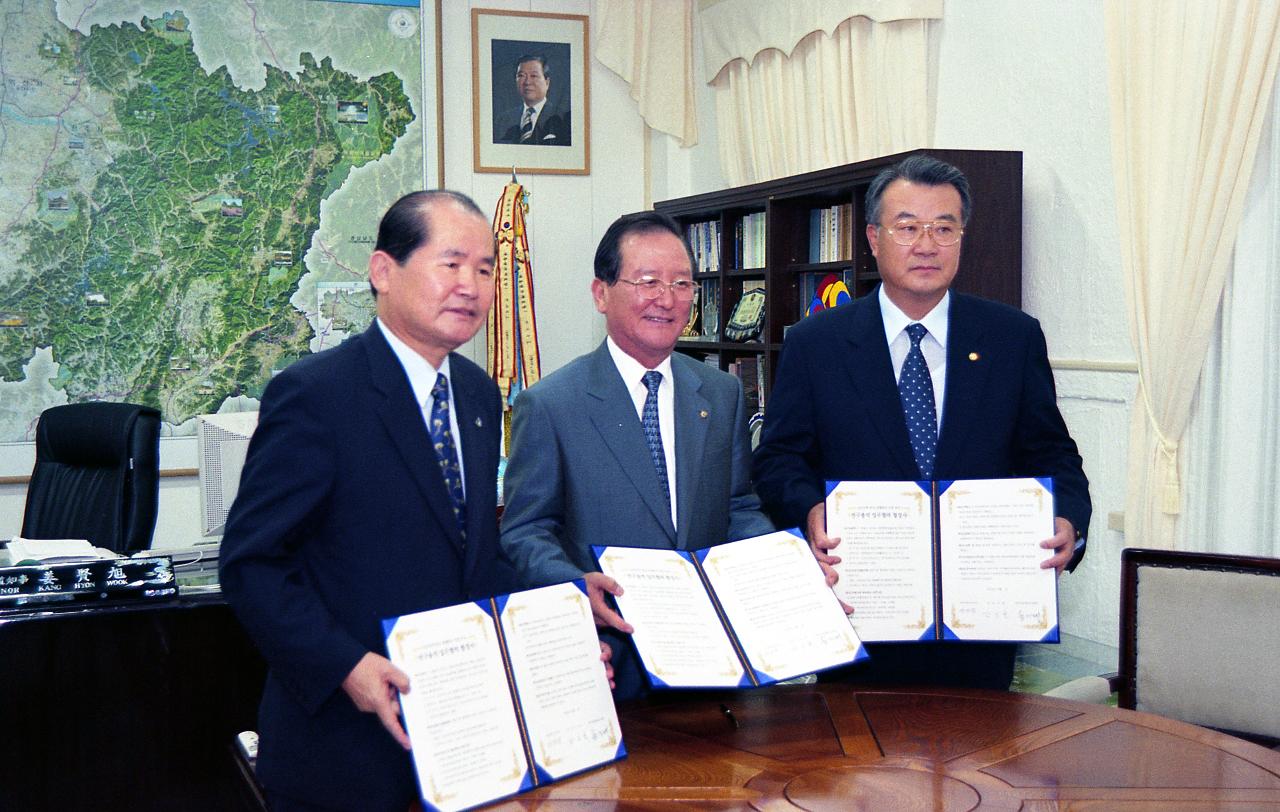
500, 211, 774, 699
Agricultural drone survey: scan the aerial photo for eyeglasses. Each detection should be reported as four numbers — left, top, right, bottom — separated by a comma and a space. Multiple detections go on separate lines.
616, 276, 698, 301
880, 219, 964, 247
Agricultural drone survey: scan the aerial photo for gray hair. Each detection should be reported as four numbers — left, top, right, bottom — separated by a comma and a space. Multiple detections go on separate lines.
865, 155, 972, 226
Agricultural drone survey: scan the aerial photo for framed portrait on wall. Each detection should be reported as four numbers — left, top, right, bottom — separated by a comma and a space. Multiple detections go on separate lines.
472, 9, 589, 175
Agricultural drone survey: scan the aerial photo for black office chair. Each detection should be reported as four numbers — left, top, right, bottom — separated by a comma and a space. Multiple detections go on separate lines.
21, 401, 162, 554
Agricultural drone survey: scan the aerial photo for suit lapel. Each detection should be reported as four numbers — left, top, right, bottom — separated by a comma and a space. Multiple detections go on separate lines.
935, 294, 991, 476
364, 326, 466, 554
584, 343, 678, 543
843, 294, 921, 479
672, 356, 710, 550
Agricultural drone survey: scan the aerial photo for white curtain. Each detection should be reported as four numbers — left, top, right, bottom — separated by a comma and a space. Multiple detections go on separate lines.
1105, 1, 1280, 550
1180, 79, 1280, 558
700, 1, 941, 186
595, 0, 698, 146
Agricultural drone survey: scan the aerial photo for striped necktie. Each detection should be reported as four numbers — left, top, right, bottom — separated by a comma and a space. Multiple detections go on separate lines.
519, 107, 535, 142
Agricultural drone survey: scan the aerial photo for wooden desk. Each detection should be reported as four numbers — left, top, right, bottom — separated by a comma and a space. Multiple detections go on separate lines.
0, 596, 266, 811
508, 684, 1280, 810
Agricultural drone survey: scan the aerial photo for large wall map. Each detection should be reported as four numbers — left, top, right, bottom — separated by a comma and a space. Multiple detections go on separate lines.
0, 0, 430, 442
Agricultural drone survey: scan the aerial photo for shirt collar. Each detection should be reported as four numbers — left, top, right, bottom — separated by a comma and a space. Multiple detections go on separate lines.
878, 286, 950, 349
526, 97, 548, 116
376, 317, 449, 407
605, 336, 674, 389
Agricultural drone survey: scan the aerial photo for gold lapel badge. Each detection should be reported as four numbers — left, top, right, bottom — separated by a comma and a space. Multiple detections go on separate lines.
699, 410, 709, 419
968, 352, 980, 362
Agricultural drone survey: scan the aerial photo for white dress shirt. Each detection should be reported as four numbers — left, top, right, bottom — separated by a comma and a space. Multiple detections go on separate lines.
879, 286, 949, 435
377, 318, 466, 497
606, 337, 678, 528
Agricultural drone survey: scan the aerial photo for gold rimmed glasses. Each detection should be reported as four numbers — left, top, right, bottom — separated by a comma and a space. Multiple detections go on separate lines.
881, 219, 964, 247
616, 276, 698, 301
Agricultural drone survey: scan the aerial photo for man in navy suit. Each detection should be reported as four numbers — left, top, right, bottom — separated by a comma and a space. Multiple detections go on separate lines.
219, 191, 522, 811
500, 212, 774, 700
753, 155, 1090, 690
494, 54, 571, 146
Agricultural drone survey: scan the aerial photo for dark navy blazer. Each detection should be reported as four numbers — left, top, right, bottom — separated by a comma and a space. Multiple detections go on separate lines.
753, 289, 1091, 688
219, 323, 515, 811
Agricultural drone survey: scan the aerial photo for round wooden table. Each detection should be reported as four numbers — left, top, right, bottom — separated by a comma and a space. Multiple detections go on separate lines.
505, 684, 1280, 810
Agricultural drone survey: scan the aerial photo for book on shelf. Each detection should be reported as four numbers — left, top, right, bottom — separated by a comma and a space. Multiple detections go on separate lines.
756, 353, 767, 410
824, 477, 1060, 644
727, 356, 762, 416
734, 211, 767, 269
807, 203, 854, 263
384, 580, 624, 812
686, 220, 721, 275
841, 203, 853, 258
593, 530, 866, 689
737, 216, 747, 267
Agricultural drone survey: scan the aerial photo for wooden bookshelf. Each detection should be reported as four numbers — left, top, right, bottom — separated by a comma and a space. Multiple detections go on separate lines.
656, 148, 1023, 408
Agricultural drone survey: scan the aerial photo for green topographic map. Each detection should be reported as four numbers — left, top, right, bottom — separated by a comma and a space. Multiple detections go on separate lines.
0, 1, 427, 441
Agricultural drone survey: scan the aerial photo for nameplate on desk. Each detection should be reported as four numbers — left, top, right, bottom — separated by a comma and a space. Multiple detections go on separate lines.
0, 557, 177, 611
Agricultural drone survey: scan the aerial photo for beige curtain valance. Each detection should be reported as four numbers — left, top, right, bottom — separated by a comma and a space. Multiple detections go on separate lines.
698, 0, 943, 82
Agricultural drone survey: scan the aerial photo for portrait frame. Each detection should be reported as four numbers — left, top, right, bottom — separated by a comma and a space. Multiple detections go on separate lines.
472, 8, 590, 175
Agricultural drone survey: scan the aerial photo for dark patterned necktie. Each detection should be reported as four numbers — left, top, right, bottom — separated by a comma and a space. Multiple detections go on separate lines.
429, 373, 466, 538
520, 107, 535, 142
899, 323, 938, 479
641, 371, 671, 509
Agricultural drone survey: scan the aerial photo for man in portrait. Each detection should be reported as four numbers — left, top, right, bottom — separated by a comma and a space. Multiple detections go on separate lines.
494, 53, 571, 146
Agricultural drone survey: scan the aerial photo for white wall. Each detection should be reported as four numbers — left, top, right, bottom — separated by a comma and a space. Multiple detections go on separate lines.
932, 0, 1134, 657
2, 1, 1136, 659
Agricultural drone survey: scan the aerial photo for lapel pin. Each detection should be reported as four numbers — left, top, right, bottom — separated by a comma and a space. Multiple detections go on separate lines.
968, 352, 980, 362
699, 410, 709, 419
475, 417, 482, 427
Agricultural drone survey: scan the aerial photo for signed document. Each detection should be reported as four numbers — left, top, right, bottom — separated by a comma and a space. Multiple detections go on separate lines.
593, 545, 747, 687
594, 530, 867, 689
825, 480, 935, 642
826, 478, 1059, 643
384, 581, 624, 811
938, 478, 1059, 641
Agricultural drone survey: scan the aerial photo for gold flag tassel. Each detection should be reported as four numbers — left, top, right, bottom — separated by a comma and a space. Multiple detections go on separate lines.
487, 182, 543, 422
